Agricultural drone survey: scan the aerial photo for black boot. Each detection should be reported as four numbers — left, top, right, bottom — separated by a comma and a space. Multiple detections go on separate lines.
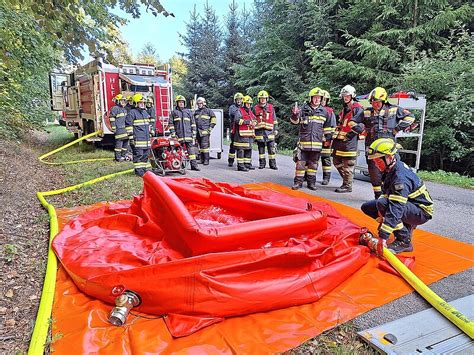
259, 159, 266, 169
335, 185, 352, 193
203, 152, 209, 166
269, 159, 278, 170
245, 163, 255, 170
291, 183, 303, 190
307, 183, 317, 191
238, 164, 249, 172
191, 161, 200, 171
197, 153, 203, 164
387, 239, 413, 254
321, 173, 330, 185
228, 159, 234, 167
374, 191, 382, 199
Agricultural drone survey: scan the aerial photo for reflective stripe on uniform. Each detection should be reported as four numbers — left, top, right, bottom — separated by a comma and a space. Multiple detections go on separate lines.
295, 169, 305, 177
308, 115, 326, 122
373, 186, 382, 192
389, 194, 408, 203
321, 148, 332, 154
334, 150, 357, 157
380, 222, 403, 234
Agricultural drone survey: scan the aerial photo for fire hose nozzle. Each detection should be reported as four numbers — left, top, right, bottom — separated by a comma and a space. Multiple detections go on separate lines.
108, 291, 141, 326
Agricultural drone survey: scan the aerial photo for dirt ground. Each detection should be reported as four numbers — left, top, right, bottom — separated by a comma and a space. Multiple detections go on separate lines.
0, 132, 65, 354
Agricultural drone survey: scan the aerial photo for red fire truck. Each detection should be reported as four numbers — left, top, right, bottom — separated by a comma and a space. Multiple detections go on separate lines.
49, 58, 173, 143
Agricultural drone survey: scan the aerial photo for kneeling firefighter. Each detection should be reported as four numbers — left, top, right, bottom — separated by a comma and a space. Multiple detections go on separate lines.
194, 97, 217, 165
234, 95, 256, 171
127, 93, 153, 177
170, 95, 200, 171
361, 138, 433, 254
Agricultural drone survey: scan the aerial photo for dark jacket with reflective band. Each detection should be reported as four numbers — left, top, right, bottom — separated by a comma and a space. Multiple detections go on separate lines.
253, 104, 278, 142
332, 103, 364, 157
291, 103, 333, 151
379, 160, 433, 239
234, 107, 255, 145
355, 104, 415, 147
109, 105, 128, 140
127, 108, 152, 148
194, 107, 217, 136
229, 104, 241, 134
170, 107, 196, 142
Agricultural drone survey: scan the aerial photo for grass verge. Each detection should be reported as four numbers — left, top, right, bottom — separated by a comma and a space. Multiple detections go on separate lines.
418, 170, 473, 189
41, 125, 142, 207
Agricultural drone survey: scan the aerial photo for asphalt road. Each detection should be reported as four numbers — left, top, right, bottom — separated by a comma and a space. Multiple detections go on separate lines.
186, 145, 474, 331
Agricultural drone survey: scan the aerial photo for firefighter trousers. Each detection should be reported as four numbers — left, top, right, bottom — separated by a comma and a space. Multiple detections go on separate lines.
295, 151, 320, 185
367, 157, 383, 198
197, 134, 210, 163
333, 156, 356, 187
237, 148, 252, 169
133, 147, 150, 177
114, 138, 129, 161
228, 132, 236, 165
257, 141, 277, 168
361, 197, 430, 242
182, 141, 199, 169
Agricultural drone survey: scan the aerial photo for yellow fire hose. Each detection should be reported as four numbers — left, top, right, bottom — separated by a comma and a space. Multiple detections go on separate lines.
29, 131, 133, 355
361, 233, 474, 340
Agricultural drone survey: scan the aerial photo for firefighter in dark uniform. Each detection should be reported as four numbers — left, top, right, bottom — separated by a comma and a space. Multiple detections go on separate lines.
194, 97, 217, 165
126, 93, 153, 177
320, 90, 337, 185
228, 93, 244, 167
254, 90, 278, 170
125, 95, 134, 113
290, 87, 333, 190
110, 94, 129, 162
123, 95, 134, 159
353, 87, 416, 198
361, 138, 433, 254
146, 97, 157, 136
170, 95, 200, 171
332, 85, 364, 193
234, 95, 256, 171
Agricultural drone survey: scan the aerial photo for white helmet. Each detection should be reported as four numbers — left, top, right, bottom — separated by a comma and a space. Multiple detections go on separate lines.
196, 97, 206, 105
339, 85, 356, 98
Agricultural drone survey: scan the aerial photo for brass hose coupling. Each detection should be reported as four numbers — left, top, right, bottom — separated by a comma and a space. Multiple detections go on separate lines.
108, 290, 141, 326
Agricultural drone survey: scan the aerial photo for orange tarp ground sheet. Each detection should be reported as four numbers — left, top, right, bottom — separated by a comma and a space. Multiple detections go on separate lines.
50, 181, 474, 354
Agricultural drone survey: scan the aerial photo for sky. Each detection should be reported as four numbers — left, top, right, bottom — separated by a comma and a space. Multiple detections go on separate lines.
114, 0, 254, 62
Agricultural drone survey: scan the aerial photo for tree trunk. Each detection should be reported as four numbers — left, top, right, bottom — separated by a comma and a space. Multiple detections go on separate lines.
411, 0, 418, 63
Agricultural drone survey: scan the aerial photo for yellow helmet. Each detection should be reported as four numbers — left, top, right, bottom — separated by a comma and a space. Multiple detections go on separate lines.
322, 90, 331, 100
146, 97, 154, 104
367, 138, 398, 160
233, 92, 244, 100
126, 95, 133, 102
368, 87, 388, 102
257, 90, 269, 99
243, 95, 253, 104
308, 87, 323, 98
114, 94, 124, 101
175, 95, 186, 103
132, 93, 145, 104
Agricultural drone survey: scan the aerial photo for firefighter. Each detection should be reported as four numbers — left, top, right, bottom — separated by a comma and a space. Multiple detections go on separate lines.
170, 95, 200, 171
125, 95, 134, 113
126, 93, 153, 177
109, 94, 130, 162
234, 95, 256, 171
320, 90, 337, 185
253, 90, 278, 170
194, 97, 217, 165
290, 87, 333, 190
331, 85, 364, 193
146, 97, 157, 136
361, 138, 433, 254
228, 93, 244, 167
355, 87, 416, 198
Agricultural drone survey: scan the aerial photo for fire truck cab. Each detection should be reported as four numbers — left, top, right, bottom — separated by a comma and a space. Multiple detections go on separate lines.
49, 58, 173, 143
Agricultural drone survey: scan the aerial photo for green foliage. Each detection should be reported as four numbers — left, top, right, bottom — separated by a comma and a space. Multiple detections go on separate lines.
418, 170, 474, 189
136, 42, 162, 66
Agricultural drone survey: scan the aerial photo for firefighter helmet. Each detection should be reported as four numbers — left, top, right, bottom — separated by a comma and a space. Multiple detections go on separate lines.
126, 95, 133, 102
233, 92, 244, 100
114, 94, 124, 102
322, 90, 331, 100
132, 93, 145, 104
308, 87, 323, 98
243, 95, 253, 104
146, 97, 154, 104
368, 87, 388, 102
367, 138, 398, 160
196, 97, 206, 105
339, 85, 356, 98
175, 95, 186, 103
257, 90, 269, 99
